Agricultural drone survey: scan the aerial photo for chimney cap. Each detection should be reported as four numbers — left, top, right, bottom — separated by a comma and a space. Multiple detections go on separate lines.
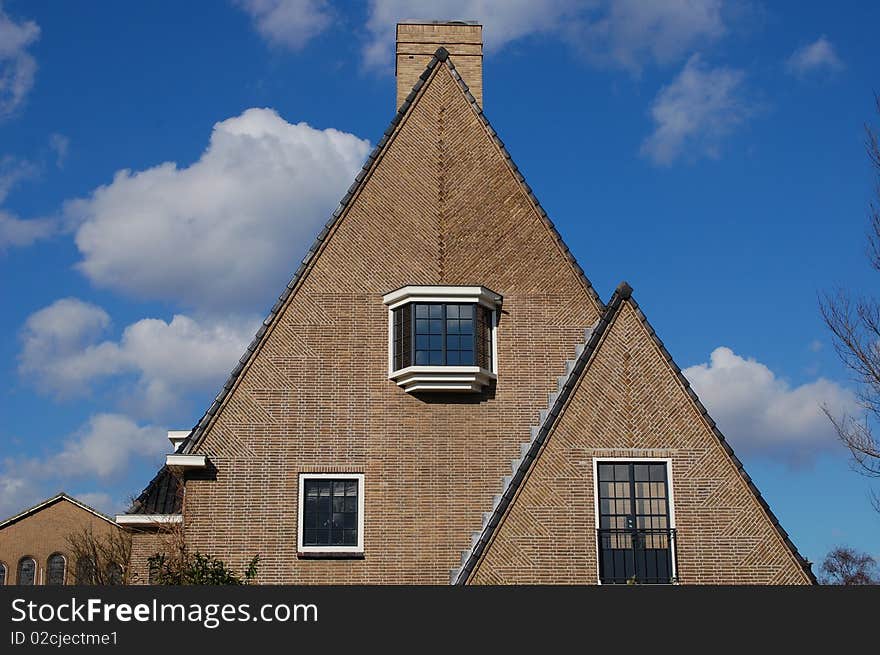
397, 19, 481, 26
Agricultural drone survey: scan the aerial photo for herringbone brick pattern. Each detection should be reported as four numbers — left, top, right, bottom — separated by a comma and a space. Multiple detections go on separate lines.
470, 302, 811, 585
129, 62, 600, 584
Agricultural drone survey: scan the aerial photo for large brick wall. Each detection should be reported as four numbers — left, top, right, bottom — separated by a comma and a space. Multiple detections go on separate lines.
469, 300, 812, 585
165, 62, 601, 584
127, 44, 812, 585
0, 498, 121, 585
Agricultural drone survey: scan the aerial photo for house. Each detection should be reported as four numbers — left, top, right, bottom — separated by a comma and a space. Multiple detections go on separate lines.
118, 21, 815, 585
0, 493, 123, 585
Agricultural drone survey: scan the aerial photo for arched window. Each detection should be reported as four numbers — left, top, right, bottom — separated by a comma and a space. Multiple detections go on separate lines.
106, 562, 123, 585
46, 553, 66, 585
75, 557, 96, 585
0, 562, 7, 585
17, 557, 36, 585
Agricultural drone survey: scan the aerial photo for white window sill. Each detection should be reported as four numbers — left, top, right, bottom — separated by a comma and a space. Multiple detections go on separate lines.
389, 365, 496, 393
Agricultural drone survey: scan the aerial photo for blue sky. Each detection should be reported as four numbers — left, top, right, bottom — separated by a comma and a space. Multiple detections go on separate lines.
0, 0, 878, 570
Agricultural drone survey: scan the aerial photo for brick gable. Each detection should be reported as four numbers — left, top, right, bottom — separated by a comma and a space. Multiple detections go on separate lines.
138, 57, 602, 583
468, 295, 813, 585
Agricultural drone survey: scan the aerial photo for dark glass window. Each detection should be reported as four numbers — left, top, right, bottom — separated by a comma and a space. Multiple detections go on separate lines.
0, 562, 6, 586
597, 462, 675, 584
302, 478, 359, 548
17, 558, 35, 586
46, 554, 66, 585
392, 303, 493, 369
393, 303, 412, 370
75, 557, 96, 585
107, 562, 124, 585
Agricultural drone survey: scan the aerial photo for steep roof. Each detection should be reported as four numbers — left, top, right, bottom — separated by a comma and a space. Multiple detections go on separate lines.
126, 47, 603, 511
454, 282, 817, 585
0, 492, 118, 530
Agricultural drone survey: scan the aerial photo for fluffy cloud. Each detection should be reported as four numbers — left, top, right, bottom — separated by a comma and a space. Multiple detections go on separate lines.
571, 0, 726, 74
0, 2, 40, 118
364, 0, 578, 69
786, 36, 844, 78
19, 298, 256, 418
364, 0, 728, 73
683, 347, 857, 463
235, 0, 333, 50
0, 209, 54, 249
0, 155, 54, 249
65, 108, 370, 312
641, 54, 752, 165
0, 414, 166, 518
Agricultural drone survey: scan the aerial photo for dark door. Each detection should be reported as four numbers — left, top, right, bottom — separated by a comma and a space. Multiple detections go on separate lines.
597, 461, 675, 584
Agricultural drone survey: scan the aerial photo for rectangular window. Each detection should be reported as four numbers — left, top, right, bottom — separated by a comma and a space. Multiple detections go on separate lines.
595, 460, 676, 584
298, 473, 364, 555
393, 303, 412, 370
392, 303, 493, 370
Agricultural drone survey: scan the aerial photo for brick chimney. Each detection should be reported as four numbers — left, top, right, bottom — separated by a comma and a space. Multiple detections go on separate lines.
396, 21, 483, 109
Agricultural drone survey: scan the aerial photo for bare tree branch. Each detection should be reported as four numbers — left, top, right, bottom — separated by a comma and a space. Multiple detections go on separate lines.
821, 95, 880, 504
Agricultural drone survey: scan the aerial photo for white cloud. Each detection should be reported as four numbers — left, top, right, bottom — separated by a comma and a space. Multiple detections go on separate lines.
0, 209, 54, 249
572, 0, 726, 74
786, 35, 844, 78
641, 54, 752, 165
364, 1, 728, 73
364, 0, 578, 69
65, 107, 370, 312
0, 2, 40, 118
0, 155, 54, 249
49, 133, 70, 168
683, 347, 858, 463
0, 414, 166, 518
19, 298, 256, 418
235, 0, 332, 50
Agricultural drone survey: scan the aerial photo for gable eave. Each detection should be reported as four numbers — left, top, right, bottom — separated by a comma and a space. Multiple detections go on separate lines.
0, 492, 119, 531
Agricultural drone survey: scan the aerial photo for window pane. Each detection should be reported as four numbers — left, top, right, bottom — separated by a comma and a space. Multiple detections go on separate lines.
415, 305, 428, 318
598, 464, 614, 481
17, 558, 35, 586
447, 351, 460, 365
0, 563, 6, 586
303, 477, 359, 548
429, 305, 442, 318
447, 305, 459, 318
46, 554, 66, 586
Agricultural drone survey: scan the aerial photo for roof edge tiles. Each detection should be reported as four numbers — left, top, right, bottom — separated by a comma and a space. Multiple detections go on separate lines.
0, 492, 119, 530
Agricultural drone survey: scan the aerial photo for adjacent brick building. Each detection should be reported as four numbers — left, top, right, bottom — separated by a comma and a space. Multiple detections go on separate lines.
119, 21, 815, 585
0, 493, 122, 585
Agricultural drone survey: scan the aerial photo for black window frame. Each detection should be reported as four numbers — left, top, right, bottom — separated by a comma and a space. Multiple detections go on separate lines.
392, 302, 493, 371
298, 474, 364, 555
596, 460, 677, 585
